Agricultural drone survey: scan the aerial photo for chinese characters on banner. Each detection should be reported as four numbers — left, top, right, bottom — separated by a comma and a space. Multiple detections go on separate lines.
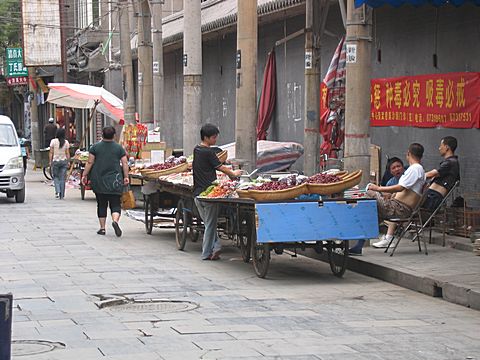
370, 72, 480, 128
6, 76, 28, 86
5, 48, 28, 77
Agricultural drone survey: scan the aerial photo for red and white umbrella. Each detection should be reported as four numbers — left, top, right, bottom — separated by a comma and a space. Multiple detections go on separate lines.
47, 83, 124, 123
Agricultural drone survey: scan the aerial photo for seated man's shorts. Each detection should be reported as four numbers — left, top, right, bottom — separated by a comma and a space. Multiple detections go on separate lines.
367, 190, 412, 222
422, 188, 444, 211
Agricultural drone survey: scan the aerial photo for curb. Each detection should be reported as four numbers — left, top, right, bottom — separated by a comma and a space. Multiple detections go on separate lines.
303, 249, 480, 311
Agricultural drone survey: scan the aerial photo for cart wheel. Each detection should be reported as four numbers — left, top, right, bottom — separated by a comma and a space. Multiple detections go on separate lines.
80, 184, 86, 200
251, 229, 270, 278
145, 196, 154, 235
327, 240, 349, 278
43, 166, 52, 180
175, 199, 190, 250
238, 214, 252, 263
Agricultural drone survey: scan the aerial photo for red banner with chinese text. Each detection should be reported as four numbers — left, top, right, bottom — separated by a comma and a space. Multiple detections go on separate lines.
370, 72, 480, 128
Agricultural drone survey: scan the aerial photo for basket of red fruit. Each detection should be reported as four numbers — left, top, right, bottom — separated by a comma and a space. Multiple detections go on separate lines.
237, 174, 307, 202
140, 156, 188, 180
306, 170, 362, 195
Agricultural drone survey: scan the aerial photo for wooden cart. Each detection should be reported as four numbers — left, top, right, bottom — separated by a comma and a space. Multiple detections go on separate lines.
198, 197, 379, 278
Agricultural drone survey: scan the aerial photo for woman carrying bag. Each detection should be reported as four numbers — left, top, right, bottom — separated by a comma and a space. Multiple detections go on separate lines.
49, 128, 70, 199
81, 126, 129, 237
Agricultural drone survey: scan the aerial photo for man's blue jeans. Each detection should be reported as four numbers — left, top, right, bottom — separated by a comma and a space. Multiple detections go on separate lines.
194, 198, 221, 259
52, 160, 68, 198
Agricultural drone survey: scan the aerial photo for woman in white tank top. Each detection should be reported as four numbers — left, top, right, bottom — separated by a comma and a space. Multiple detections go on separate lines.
49, 128, 70, 199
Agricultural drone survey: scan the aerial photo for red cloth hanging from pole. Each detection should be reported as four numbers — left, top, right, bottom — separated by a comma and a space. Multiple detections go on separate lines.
257, 50, 277, 140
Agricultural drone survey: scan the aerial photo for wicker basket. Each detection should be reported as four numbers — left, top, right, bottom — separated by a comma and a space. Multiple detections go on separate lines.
306, 170, 363, 195
237, 183, 307, 202
143, 162, 189, 180
217, 150, 228, 163
140, 168, 156, 176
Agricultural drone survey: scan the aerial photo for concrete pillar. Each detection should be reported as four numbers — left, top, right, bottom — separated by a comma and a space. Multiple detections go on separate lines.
344, 0, 372, 186
182, 0, 202, 156
303, 0, 326, 176
235, 0, 257, 172
137, 0, 153, 124
151, 0, 165, 132
119, 0, 136, 124
28, 68, 40, 151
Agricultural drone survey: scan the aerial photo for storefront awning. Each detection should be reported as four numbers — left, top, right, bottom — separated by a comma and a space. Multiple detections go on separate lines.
355, 0, 480, 8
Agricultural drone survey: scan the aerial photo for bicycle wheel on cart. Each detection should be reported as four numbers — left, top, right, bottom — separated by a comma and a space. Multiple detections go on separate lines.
144, 195, 154, 235
237, 212, 253, 263
175, 199, 191, 250
326, 240, 349, 277
250, 217, 270, 278
43, 166, 52, 180
80, 183, 86, 200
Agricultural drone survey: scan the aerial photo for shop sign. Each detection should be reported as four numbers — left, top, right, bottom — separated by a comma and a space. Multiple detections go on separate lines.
6, 76, 28, 86
5, 48, 28, 77
370, 72, 480, 128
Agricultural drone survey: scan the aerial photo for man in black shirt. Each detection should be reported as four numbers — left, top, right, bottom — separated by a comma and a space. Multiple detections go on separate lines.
424, 136, 460, 210
44, 117, 58, 148
193, 124, 242, 260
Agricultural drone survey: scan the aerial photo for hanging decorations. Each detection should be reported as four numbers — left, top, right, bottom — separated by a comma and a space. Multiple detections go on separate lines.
123, 123, 148, 158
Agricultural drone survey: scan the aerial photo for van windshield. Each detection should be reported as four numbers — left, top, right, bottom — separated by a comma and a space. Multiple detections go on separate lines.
0, 124, 18, 146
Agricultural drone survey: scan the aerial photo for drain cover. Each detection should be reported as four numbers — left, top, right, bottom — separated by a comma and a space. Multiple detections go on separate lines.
12, 340, 65, 356
105, 300, 198, 314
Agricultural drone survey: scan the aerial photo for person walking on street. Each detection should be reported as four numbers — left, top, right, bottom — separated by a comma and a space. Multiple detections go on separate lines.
193, 124, 242, 260
17, 129, 29, 174
49, 128, 70, 199
81, 126, 129, 237
44, 118, 58, 148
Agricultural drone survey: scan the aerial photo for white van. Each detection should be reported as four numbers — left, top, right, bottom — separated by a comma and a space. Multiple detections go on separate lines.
0, 115, 25, 203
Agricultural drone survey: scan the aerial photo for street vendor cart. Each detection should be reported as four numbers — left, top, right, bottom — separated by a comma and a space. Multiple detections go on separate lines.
197, 197, 378, 278
141, 176, 203, 250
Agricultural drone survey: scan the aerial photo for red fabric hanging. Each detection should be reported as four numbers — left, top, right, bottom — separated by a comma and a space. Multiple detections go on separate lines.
256, 50, 277, 140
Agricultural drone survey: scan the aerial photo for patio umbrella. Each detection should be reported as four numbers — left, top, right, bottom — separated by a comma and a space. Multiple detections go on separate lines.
256, 50, 277, 140
47, 83, 124, 123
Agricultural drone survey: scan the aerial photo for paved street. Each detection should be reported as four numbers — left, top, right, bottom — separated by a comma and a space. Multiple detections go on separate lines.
1, 171, 479, 360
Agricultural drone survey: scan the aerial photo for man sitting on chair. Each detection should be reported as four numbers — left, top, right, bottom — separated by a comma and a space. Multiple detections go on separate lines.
423, 136, 460, 211
349, 143, 426, 255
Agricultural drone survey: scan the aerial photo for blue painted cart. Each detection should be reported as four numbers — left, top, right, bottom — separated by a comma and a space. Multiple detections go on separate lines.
199, 198, 378, 278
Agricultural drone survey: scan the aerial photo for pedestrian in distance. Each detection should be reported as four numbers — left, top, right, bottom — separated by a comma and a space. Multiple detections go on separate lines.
49, 128, 70, 200
17, 129, 30, 174
193, 124, 242, 260
81, 126, 129, 237
44, 117, 58, 148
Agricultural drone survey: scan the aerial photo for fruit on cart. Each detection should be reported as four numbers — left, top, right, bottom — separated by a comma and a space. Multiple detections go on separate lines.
307, 173, 342, 184
200, 185, 215, 197
146, 156, 187, 170
254, 181, 296, 191
199, 180, 238, 198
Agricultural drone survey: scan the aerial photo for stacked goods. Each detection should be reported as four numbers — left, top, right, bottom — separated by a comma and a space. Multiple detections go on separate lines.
140, 156, 188, 179
200, 180, 238, 198
306, 170, 363, 195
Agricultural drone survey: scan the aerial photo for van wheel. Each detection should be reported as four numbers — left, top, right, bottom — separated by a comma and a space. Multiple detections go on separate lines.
15, 188, 25, 203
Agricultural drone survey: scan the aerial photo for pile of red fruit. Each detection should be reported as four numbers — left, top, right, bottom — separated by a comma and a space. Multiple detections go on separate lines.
254, 181, 295, 191
146, 156, 187, 170
307, 173, 341, 184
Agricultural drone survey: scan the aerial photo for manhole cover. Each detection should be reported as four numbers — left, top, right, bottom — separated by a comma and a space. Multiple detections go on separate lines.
12, 340, 65, 356
106, 300, 198, 314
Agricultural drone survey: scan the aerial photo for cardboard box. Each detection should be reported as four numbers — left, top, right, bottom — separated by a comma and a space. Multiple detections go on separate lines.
143, 141, 166, 151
